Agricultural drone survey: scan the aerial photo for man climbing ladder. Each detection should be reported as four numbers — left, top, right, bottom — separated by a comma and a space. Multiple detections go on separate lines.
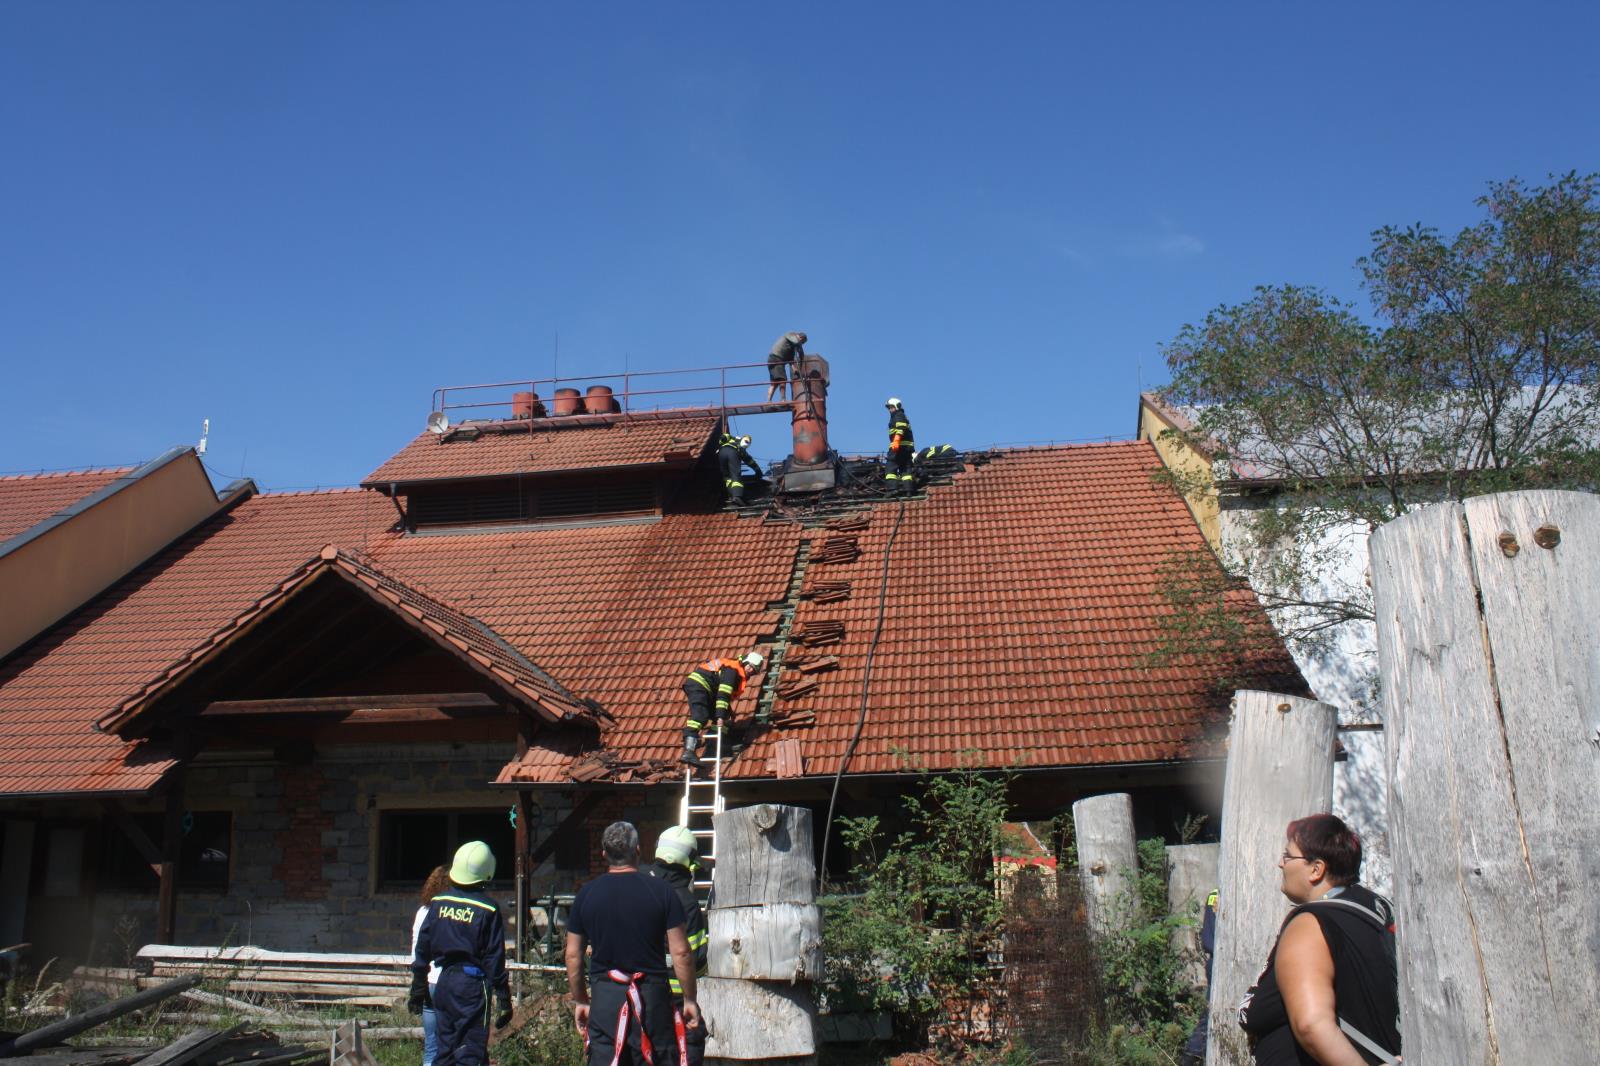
680, 651, 765, 769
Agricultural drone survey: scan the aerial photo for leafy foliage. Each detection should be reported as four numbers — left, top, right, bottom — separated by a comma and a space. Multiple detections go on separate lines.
820, 764, 1010, 1043
1156, 172, 1600, 663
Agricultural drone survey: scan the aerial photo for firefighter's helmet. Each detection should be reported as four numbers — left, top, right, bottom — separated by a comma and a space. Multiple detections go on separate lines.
741, 651, 765, 673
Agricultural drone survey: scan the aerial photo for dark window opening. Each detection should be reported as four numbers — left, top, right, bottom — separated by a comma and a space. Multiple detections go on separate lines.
378, 808, 516, 889
100, 811, 232, 892
407, 479, 657, 528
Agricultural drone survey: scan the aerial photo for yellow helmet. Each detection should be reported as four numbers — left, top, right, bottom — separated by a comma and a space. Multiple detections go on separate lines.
449, 840, 496, 885
655, 825, 700, 868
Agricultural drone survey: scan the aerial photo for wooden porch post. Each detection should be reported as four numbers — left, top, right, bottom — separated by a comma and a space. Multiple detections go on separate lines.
157, 776, 184, 944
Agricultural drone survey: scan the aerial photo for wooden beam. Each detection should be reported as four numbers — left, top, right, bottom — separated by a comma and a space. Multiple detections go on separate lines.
99, 799, 163, 877
200, 694, 500, 719
528, 792, 605, 867
0, 975, 201, 1056
158, 778, 183, 945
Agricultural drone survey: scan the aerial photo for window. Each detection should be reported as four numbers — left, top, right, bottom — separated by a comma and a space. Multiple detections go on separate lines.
99, 811, 232, 892
406, 478, 657, 528
378, 809, 515, 888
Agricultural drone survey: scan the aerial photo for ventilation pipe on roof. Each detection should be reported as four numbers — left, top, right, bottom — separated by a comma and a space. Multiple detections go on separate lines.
777, 354, 837, 493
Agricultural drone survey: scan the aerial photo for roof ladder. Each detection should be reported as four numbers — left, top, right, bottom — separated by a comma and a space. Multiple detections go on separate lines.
678, 724, 726, 904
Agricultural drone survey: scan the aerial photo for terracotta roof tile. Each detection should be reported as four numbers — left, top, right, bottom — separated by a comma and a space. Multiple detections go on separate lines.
0, 467, 134, 542
0, 440, 1304, 796
362, 417, 720, 487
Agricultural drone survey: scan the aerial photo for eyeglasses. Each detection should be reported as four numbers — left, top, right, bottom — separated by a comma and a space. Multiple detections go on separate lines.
1280, 851, 1318, 865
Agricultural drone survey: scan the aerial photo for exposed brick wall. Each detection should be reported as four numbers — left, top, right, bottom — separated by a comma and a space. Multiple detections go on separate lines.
272, 763, 336, 900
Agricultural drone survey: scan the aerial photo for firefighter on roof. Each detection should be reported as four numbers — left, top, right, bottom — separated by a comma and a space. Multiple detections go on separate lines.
681, 652, 765, 769
884, 398, 915, 495
717, 431, 762, 504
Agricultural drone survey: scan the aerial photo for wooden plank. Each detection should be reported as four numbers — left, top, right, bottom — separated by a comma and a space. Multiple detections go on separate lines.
1369, 489, 1600, 1065
706, 903, 822, 981
1206, 691, 1336, 1066
131, 1024, 244, 1066
139, 978, 402, 998
138, 946, 410, 966
700, 977, 817, 1060
711, 805, 815, 907
1072, 793, 1138, 936
200, 693, 498, 717
0, 975, 202, 1056
329, 1020, 378, 1066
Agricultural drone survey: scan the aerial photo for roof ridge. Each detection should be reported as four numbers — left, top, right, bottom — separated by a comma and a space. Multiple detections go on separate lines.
0, 465, 136, 482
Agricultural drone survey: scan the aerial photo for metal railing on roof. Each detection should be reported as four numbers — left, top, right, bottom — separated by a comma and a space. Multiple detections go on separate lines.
430, 361, 795, 427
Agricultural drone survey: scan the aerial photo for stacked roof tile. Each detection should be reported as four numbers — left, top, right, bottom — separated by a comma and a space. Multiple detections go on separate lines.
0, 467, 134, 543
0, 429, 1303, 796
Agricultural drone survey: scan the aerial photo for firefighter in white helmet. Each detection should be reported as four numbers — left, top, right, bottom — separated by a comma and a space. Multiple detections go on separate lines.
885, 397, 915, 495
647, 827, 710, 1066
681, 652, 765, 769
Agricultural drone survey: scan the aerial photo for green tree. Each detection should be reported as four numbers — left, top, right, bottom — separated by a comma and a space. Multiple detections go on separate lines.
820, 764, 1010, 1045
1156, 172, 1600, 661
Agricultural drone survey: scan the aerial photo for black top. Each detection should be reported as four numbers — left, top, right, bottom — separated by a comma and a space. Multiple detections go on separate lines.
647, 860, 709, 988
1239, 884, 1401, 1065
569, 870, 688, 980
410, 882, 509, 993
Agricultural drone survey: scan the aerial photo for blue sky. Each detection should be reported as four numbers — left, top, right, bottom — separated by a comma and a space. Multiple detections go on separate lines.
3, 2, 1596, 489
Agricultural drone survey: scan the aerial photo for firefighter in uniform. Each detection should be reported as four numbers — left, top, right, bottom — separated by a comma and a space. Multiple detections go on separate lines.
647, 827, 710, 1066
717, 432, 762, 504
681, 651, 765, 769
410, 841, 513, 1066
884, 397, 915, 495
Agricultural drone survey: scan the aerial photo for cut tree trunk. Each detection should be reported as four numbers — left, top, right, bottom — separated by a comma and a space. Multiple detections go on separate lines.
1166, 843, 1219, 991
1370, 489, 1600, 1065
1071, 792, 1138, 936
1206, 691, 1336, 1066
700, 976, 817, 1061
706, 904, 823, 981
711, 804, 815, 907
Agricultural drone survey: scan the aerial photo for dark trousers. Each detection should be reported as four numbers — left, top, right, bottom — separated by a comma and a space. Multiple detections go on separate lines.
718, 448, 744, 501
682, 682, 714, 743
886, 446, 914, 492
432, 967, 490, 1066
587, 975, 678, 1066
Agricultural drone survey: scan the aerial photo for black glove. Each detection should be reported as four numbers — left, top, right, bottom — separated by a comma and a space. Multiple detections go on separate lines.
494, 988, 514, 1029
407, 970, 428, 1016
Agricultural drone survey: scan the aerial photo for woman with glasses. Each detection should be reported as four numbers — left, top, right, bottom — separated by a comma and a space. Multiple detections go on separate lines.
1237, 813, 1401, 1065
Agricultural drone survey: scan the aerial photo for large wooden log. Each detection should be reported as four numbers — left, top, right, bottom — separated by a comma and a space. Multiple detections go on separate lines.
1071, 793, 1138, 935
711, 804, 815, 907
1370, 490, 1600, 1065
1166, 843, 1219, 990
700, 976, 817, 1061
1207, 691, 1336, 1066
706, 903, 823, 981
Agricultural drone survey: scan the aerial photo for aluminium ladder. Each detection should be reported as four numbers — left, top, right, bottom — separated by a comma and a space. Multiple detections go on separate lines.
678, 724, 725, 901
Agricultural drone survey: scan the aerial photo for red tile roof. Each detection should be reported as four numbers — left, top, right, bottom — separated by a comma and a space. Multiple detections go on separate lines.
0, 436, 1303, 796
362, 417, 720, 488
0, 467, 134, 542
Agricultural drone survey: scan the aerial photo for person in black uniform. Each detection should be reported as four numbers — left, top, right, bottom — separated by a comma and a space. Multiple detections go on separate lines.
409, 841, 513, 1066
1180, 888, 1218, 1066
717, 432, 761, 504
680, 652, 764, 769
567, 822, 701, 1066
646, 827, 710, 1066
1237, 813, 1400, 1065
884, 398, 915, 495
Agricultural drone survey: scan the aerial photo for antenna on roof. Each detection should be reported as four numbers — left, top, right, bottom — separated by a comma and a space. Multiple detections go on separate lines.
427, 411, 450, 435
196, 419, 210, 457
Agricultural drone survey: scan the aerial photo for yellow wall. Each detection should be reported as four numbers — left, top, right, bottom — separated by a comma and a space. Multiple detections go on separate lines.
1137, 399, 1221, 551
0, 452, 228, 659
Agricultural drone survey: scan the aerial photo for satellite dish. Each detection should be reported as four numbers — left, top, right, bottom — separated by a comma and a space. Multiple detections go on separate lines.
426, 411, 450, 435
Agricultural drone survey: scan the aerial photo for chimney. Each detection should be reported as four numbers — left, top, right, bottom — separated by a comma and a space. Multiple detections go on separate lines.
779, 354, 836, 492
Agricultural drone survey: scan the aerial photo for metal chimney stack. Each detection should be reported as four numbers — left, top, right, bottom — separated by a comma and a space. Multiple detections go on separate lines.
778, 354, 836, 493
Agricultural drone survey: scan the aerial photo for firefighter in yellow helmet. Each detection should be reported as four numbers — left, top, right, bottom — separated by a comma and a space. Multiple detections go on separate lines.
647, 827, 710, 1066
